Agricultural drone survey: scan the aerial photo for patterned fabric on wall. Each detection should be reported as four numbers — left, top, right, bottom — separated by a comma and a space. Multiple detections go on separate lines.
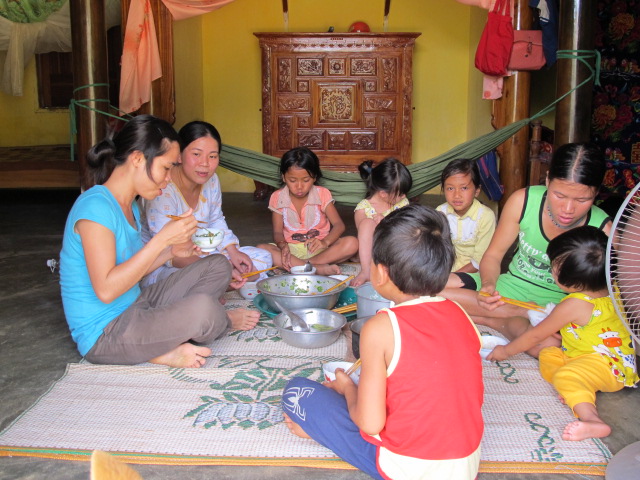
591, 0, 640, 202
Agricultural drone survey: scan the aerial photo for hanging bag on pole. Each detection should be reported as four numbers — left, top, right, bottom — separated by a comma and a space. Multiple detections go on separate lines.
508, 30, 546, 70
474, 0, 514, 77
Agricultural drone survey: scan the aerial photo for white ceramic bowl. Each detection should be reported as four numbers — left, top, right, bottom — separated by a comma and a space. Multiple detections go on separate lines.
322, 361, 360, 384
479, 334, 509, 360
192, 228, 223, 252
291, 265, 317, 275
238, 281, 259, 300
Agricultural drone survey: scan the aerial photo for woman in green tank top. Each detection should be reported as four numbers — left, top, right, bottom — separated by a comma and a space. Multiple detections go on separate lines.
442, 143, 612, 358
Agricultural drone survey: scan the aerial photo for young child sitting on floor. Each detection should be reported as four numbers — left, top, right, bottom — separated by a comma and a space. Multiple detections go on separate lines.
258, 147, 358, 276
351, 158, 412, 287
487, 226, 638, 441
282, 204, 484, 480
436, 158, 496, 273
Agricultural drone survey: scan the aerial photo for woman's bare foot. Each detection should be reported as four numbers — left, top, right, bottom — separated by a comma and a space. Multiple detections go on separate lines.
351, 271, 369, 287
315, 263, 341, 276
283, 413, 311, 439
562, 420, 611, 441
149, 343, 211, 368
229, 308, 260, 330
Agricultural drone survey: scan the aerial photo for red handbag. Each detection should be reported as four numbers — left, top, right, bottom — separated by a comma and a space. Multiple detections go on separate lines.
507, 30, 546, 70
474, 0, 513, 77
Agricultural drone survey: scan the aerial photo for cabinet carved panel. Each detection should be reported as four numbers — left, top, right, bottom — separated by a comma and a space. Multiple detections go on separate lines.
255, 33, 420, 173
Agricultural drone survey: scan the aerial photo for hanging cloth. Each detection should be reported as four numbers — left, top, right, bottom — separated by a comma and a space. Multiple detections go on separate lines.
119, 0, 236, 114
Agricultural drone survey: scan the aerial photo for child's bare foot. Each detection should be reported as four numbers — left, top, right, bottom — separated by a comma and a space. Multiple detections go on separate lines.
557, 394, 566, 405
229, 308, 260, 330
315, 264, 341, 276
283, 413, 311, 439
351, 271, 369, 287
562, 420, 611, 441
219, 297, 226, 306
149, 343, 211, 368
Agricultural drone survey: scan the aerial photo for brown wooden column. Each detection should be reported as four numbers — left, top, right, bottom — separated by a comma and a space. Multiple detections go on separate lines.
492, 0, 533, 211
553, 0, 596, 145
120, 0, 176, 124
69, 0, 109, 189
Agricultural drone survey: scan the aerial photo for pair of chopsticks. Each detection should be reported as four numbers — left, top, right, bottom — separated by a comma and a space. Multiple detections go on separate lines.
241, 266, 278, 279
332, 303, 356, 314
478, 291, 545, 312
345, 358, 362, 376
166, 214, 207, 224
317, 275, 354, 295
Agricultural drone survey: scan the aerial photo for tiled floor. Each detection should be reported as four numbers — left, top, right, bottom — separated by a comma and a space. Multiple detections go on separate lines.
0, 189, 638, 480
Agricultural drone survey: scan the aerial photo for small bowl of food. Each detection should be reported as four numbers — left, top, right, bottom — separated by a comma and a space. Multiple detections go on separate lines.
238, 281, 259, 300
322, 361, 360, 384
192, 228, 223, 252
273, 308, 346, 349
291, 265, 316, 275
479, 334, 509, 360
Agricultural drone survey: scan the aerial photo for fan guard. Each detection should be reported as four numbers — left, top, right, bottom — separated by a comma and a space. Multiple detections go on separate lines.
606, 182, 640, 346
604, 182, 640, 480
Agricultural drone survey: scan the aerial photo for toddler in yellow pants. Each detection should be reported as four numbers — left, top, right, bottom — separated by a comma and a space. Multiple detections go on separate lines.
487, 226, 638, 441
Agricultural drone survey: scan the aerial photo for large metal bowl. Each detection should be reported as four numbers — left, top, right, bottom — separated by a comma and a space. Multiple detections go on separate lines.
273, 308, 346, 349
257, 274, 348, 312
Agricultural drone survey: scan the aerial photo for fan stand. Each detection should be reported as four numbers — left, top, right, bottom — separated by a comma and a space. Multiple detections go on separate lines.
606, 441, 640, 479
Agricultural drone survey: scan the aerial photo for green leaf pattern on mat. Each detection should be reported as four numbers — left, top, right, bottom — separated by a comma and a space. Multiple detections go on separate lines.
525, 413, 564, 462
184, 359, 322, 430
227, 317, 280, 342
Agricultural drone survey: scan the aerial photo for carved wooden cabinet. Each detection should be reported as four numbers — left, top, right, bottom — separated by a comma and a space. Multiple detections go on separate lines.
255, 33, 420, 179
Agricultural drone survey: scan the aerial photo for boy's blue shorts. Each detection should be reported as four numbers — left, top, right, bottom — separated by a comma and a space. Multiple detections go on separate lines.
282, 377, 383, 479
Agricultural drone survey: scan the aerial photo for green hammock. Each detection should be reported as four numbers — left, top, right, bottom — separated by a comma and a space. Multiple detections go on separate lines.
70, 50, 598, 206
219, 118, 530, 206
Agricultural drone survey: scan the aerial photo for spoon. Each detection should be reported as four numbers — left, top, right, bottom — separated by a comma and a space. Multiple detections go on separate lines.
274, 300, 310, 332
303, 244, 313, 272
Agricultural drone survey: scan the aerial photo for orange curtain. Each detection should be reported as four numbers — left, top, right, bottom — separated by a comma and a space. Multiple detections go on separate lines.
120, 0, 236, 114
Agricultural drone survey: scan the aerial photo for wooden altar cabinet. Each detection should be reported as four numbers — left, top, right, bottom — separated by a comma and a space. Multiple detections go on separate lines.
254, 32, 420, 198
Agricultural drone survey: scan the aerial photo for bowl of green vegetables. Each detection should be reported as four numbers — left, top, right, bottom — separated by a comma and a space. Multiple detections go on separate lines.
192, 227, 223, 252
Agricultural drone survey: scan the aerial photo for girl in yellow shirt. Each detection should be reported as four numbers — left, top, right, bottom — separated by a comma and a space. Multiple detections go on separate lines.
487, 225, 638, 442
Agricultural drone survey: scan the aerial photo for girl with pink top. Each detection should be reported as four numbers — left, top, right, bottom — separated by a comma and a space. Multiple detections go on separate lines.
258, 147, 358, 276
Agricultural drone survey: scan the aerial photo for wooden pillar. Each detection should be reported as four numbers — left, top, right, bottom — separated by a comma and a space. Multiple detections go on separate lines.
492, 0, 533, 211
553, 0, 596, 145
69, 0, 109, 189
120, 0, 176, 124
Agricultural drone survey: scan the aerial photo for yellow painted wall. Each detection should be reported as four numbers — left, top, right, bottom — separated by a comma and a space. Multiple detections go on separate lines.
0, 53, 70, 147
174, 0, 493, 192
173, 16, 205, 129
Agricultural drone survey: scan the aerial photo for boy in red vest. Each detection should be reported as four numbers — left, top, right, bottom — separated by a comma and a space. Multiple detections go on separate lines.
282, 203, 484, 479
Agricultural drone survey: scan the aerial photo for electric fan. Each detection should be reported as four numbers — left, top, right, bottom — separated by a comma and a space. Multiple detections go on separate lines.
604, 182, 640, 480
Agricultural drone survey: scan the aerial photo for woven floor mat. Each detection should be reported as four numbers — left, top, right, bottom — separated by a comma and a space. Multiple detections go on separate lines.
0, 283, 611, 474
